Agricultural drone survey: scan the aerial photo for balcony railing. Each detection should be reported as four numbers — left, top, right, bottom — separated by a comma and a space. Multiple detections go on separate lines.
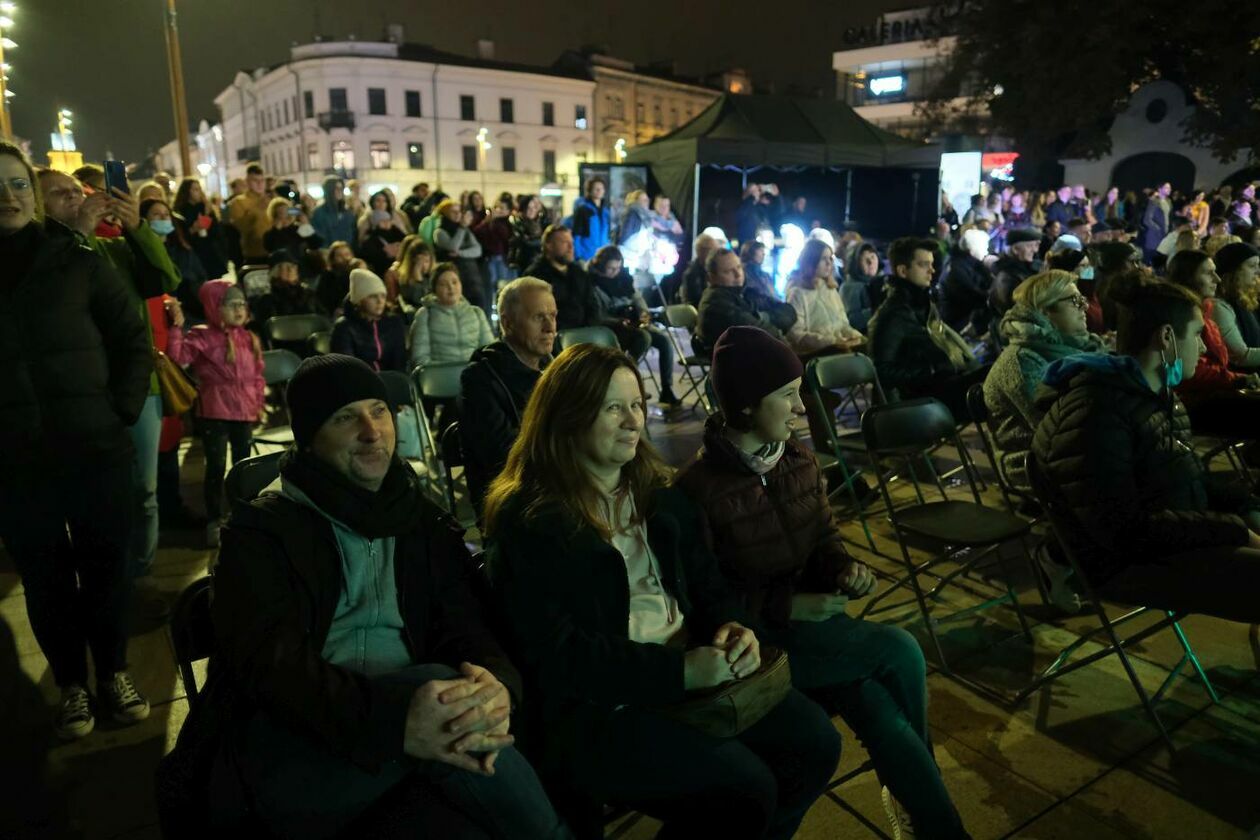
318, 110, 356, 131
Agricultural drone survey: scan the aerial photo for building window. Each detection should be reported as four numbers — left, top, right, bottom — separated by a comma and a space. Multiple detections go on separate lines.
407, 142, 424, 169
275, 105, 282, 128
368, 88, 387, 116
575, 104, 588, 130
329, 88, 348, 112
460, 95, 475, 121
635, 101, 645, 124
462, 145, 478, 171
612, 95, 625, 119
669, 107, 678, 128
331, 140, 355, 174
307, 142, 319, 170
283, 99, 290, 124
304, 91, 315, 119
500, 98, 514, 124
542, 101, 555, 126
369, 141, 391, 169
543, 149, 556, 182
653, 103, 662, 127
502, 147, 516, 172
262, 110, 270, 132
405, 90, 422, 118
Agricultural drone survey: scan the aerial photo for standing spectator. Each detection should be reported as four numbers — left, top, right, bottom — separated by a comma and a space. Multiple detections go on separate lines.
142, 198, 209, 322
408, 262, 494, 368
1045, 186, 1074, 229
1068, 185, 1092, 220
961, 193, 994, 226
509, 194, 546, 275
356, 190, 411, 247
459, 278, 557, 512
1094, 186, 1125, 224
263, 197, 323, 276
0, 142, 153, 739
465, 190, 488, 227
316, 241, 355, 318
1141, 182, 1173, 262
940, 227, 994, 334
841, 242, 887, 334
400, 181, 431, 229
310, 177, 357, 246
1186, 190, 1211, 237
225, 163, 272, 265
782, 195, 814, 230
331, 269, 409, 372
165, 281, 265, 547
173, 177, 229, 279
569, 176, 611, 262
617, 189, 653, 249
433, 198, 487, 313
590, 245, 680, 407
650, 194, 684, 245
475, 198, 514, 298
359, 204, 408, 279
395, 239, 437, 311
524, 225, 599, 332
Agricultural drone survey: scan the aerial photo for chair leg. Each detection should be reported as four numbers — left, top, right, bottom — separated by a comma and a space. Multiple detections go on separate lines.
1098, 610, 1177, 753
1169, 614, 1221, 704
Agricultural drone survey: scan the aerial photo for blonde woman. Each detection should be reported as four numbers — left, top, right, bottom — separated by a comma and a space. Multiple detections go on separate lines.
1210, 243, 1260, 368
784, 238, 863, 355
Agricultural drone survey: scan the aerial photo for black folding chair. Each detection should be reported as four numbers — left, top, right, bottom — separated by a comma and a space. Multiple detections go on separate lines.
662, 304, 713, 415
224, 450, 284, 515
308, 329, 332, 355
440, 422, 477, 528
252, 349, 303, 452
168, 577, 214, 706
858, 398, 1036, 675
412, 362, 470, 508
264, 313, 333, 351
1024, 454, 1219, 752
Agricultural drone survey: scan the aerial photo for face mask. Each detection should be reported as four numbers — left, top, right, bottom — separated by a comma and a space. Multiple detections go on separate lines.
1162, 349, 1184, 388
297, 223, 316, 238
1078, 266, 1095, 280
149, 219, 175, 236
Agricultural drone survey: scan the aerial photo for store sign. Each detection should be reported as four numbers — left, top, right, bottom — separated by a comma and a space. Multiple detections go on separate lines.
841, 2, 964, 47
868, 75, 906, 96
982, 152, 1019, 182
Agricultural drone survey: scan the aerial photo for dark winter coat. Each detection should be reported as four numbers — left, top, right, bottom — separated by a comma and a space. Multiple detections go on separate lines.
174, 201, 230, 279
473, 215, 512, 257
524, 256, 599, 331
694, 285, 796, 356
508, 214, 544, 274
1031, 354, 1253, 584
330, 308, 409, 372
939, 249, 992, 332
866, 276, 956, 397
676, 417, 855, 628
0, 221, 151, 471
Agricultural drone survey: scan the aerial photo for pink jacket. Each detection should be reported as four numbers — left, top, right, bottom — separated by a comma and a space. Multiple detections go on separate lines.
167, 279, 266, 422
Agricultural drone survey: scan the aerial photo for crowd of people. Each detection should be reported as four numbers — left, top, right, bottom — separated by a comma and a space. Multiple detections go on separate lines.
6, 132, 1260, 839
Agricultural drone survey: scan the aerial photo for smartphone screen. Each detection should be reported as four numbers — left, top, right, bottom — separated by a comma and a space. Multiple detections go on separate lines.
103, 160, 129, 195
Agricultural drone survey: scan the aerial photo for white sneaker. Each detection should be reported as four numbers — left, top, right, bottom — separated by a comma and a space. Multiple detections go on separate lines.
881, 786, 914, 839
205, 521, 221, 548
1036, 545, 1082, 614
99, 672, 150, 725
56, 684, 95, 740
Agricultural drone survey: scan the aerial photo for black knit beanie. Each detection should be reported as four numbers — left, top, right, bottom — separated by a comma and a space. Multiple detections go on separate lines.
286, 354, 389, 447
710, 326, 803, 417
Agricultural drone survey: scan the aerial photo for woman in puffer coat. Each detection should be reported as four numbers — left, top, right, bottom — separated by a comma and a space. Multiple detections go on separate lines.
166, 279, 265, 543
408, 262, 494, 368
330, 269, 409, 372
982, 270, 1105, 490
675, 326, 969, 840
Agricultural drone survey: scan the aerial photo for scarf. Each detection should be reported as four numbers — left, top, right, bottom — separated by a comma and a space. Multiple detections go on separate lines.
279, 448, 421, 539
735, 441, 786, 476
999, 304, 1103, 361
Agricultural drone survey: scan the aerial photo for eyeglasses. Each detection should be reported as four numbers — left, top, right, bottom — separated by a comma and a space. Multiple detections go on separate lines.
0, 177, 32, 196
1050, 294, 1089, 310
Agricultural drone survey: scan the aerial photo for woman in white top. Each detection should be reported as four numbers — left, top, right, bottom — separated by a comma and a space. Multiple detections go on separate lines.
484, 343, 839, 840
784, 238, 864, 355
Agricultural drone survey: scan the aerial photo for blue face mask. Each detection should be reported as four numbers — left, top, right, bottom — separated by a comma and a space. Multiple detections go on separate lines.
1078, 266, 1095, 281
1163, 354, 1184, 388
149, 219, 175, 236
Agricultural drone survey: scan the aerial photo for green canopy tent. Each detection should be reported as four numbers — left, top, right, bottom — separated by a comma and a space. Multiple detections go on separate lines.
624, 93, 941, 242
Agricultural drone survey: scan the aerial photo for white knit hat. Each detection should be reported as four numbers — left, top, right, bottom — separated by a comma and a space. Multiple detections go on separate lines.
348, 268, 387, 304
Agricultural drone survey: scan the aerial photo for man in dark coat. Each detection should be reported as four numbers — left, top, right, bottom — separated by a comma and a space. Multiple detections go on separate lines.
459, 278, 557, 512
523, 225, 598, 332
695, 249, 796, 356
178, 354, 567, 837
986, 228, 1041, 344
1032, 280, 1260, 622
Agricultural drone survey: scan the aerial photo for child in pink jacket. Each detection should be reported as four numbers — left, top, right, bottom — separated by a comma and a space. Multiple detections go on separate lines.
167, 280, 265, 546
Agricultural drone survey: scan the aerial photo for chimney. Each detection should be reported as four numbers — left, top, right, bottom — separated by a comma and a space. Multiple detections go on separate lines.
477, 39, 495, 60
385, 23, 404, 44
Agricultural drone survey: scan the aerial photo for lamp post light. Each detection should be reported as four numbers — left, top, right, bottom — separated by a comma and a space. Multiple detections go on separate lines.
614, 137, 627, 163
476, 126, 491, 198
0, 3, 16, 141
162, 0, 192, 176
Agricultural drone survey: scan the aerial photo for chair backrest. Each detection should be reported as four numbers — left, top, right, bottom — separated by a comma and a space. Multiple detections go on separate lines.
414, 361, 469, 402
861, 397, 983, 506
807, 353, 886, 402
664, 303, 699, 331
558, 325, 618, 351
309, 330, 332, 355
378, 370, 417, 412
965, 383, 1022, 512
225, 450, 284, 512
261, 348, 303, 386
440, 421, 464, 514
169, 577, 214, 704
265, 313, 333, 346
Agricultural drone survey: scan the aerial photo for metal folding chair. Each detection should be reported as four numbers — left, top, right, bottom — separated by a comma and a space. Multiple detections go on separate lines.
557, 325, 619, 350
264, 313, 333, 350
252, 349, 303, 452
412, 362, 470, 509
1024, 454, 1219, 752
224, 450, 284, 515
662, 303, 712, 414
308, 329, 332, 355
169, 577, 214, 706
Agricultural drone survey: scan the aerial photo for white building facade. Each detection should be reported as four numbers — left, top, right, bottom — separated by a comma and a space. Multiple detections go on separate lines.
209, 38, 595, 208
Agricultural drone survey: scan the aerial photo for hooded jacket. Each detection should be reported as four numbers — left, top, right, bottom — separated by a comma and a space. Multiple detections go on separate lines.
407, 294, 495, 368
569, 196, 610, 262
167, 279, 266, 422
330, 307, 409, 372
310, 179, 358, 245
675, 416, 855, 628
983, 304, 1104, 489
1031, 354, 1252, 583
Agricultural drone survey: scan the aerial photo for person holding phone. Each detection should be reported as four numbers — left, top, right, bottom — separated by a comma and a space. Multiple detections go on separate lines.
263, 197, 323, 278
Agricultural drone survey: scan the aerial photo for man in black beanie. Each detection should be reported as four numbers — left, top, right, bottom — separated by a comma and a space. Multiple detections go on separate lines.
174, 354, 570, 837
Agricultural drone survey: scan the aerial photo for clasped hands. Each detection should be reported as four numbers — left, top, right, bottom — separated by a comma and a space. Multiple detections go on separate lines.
683, 622, 761, 691
790, 560, 877, 622
403, 662, 512, 776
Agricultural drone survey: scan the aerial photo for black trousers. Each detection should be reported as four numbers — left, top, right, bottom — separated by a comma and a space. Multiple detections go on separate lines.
200, 418, 253, 521
0, 457, 134, 687
1102, 545, 1260, 624
1185, 390, 1260, 441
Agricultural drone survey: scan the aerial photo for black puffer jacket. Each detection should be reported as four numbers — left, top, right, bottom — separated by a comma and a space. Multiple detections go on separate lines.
0, 221, 151, 470
1031, 355, 1252, 583
939, 249, 991, 333
866, 276, 954, 396
694, 285, 796, 356
329, 308, 409, 372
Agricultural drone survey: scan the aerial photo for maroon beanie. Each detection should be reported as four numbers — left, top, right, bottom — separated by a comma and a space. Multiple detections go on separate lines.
710, 326, 804, 416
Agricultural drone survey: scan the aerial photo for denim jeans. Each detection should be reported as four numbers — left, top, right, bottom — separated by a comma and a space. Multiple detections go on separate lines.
235, 663, 572, 840
127, 394, 163, 577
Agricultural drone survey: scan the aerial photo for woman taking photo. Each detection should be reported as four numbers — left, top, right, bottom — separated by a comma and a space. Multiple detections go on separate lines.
173, 177, 229, 279
485, 344, 839, 840
142, 197, 209, 322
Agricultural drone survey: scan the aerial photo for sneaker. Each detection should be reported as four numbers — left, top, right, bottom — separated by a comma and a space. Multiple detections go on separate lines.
56, 684, 95, 740
99, 672, 150, 725
205, 521, 221, 549
881, 786, 914, 839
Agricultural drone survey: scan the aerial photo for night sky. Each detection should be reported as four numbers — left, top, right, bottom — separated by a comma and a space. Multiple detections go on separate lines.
13, 0, 902, 166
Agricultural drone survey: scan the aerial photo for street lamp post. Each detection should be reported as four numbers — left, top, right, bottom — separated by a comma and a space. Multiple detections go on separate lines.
162, 0, 192, 176
0, 3, 17, 141
476, 127, 491, 198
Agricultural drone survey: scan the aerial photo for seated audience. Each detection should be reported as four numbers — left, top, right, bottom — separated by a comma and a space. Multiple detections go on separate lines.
784, 238, 865, 354
316, 241, 355, 318
1091, 240, 1145, 332
983, 271, 1105, 491
262, 197, 323, 277
739, 240, 777, 301
359, 196, 409, 278
395, 240, 436, 311
679, 232, 721, 306
840, 242, 887, 333
170, 354, 567, 837
1208, 242, 1260, 368
676, 326, 968, 839
867, 237, 986, 421
696, 248, 797, 355
524, 225, 599, 333
331, 269, 409, 372
408, 262, 494, 369
986, 228, 1041, 343
940, 228, 993, 334
1032, 281, 1260, 623
250, 250, 325, 348
459, 278, 558, 512
484, 343, 840, 839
